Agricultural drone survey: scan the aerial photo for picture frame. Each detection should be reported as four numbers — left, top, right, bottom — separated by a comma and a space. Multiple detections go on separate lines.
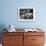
18, 7, 35, 21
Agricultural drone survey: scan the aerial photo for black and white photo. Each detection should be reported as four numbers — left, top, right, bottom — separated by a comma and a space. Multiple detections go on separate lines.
18, 7, 35, 21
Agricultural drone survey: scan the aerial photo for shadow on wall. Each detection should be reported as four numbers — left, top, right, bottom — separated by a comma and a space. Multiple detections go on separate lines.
0, 24, 7, 43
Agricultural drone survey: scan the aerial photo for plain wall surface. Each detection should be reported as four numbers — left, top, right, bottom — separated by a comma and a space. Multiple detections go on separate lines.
0, 0, 46, 31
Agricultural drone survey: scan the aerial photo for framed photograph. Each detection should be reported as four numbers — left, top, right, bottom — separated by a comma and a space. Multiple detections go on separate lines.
18, 7, 35, 21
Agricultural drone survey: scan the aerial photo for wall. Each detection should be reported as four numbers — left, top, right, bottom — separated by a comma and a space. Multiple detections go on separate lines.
0, 0, 46, 43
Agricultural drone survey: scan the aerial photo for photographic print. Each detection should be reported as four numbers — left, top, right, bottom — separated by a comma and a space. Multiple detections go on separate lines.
18, 7, 35, 21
